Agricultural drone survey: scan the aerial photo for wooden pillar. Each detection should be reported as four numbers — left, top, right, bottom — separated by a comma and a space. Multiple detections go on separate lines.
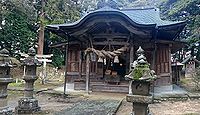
86, 54, 90, 94
129, 39, 134, 94
152, 28, 158, 71
79, 51, 82, 78
64, 44, 68, 96
129, 45, 134, 71
169, 44, 172, 84
152, 42, 157, 70
152, 43, 157, 101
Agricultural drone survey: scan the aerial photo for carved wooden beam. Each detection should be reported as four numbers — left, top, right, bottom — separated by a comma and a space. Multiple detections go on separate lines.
69, 17, 151, 36
93, 41, 130, 46
92, 33, 129, 39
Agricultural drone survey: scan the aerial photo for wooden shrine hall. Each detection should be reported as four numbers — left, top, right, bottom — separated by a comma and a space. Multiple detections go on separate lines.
46, 3, 186, 93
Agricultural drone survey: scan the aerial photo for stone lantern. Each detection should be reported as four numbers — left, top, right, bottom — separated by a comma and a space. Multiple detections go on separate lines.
0, 49, 13, 115
15, 47, 41, 114
125, 46, 157, 115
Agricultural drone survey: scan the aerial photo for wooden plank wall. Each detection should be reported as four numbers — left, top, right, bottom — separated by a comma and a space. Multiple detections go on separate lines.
67, 44, 101, 82
156, 45, 170, 74
68, 50, 80, 72
66, 45, 81, 82
155, 44, 172, 86
81, 61, 97, 74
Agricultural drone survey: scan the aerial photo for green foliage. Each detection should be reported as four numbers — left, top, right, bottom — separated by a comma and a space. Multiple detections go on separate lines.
168, 0, 199, 16
44, 0, 83, 25
165, 0, 200, 43
159, 0, 200, 61
51, 48, 64, 68
1, 0, 199, 67
41, 0, 83, 67
0, 0, 36, 56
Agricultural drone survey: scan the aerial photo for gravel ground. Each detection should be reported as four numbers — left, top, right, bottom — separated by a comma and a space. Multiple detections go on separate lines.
8, 91, 124, 115
7, 91, 200, 115
117, 99, 200, 115
8, 91, 86, 114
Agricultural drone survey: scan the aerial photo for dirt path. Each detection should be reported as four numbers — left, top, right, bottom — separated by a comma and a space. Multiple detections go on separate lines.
150, 100, 200, 115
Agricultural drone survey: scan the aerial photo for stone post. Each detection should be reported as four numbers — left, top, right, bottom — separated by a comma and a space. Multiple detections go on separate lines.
0, 49, 13, 115
125, 46, 157, 115
15, 47, 41, 114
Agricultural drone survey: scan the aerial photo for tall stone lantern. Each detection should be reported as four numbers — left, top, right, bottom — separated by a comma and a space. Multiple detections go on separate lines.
0, 49, 13, 115
15, 47, 41, 114
125, 46, 157, 115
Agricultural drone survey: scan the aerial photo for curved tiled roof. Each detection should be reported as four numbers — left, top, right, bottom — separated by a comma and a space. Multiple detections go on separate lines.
120, 8, 183, 27
46, 6, 186, 41
47, 6, 185, 29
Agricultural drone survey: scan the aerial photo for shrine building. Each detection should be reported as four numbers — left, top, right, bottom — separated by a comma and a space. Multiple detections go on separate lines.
46, 3, 186, 93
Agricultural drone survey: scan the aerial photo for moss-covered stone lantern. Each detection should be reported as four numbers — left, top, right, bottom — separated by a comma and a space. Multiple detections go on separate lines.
15, 47, 41, 114
125, 46, 157, 115
0, 49, 13, 115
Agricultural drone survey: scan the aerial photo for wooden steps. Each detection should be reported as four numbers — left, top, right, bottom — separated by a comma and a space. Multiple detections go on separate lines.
92, 84, 129, 93
74, 81, 129, 93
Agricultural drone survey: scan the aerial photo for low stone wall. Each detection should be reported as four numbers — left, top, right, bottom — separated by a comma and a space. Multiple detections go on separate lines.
154, 93, 200, 102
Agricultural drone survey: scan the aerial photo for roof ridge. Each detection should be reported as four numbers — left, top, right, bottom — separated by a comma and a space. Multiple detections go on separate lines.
120, 6, 157, 11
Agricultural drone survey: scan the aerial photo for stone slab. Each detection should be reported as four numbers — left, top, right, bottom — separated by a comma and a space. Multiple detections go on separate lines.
187, 93, 200, 99
126, 94, 153, 104
54, 99, 121, 115
154, 85, 173, 93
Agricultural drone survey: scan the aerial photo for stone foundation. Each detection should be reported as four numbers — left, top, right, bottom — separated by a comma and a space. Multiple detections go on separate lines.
15, 98, 40, 114
0, 107, 12, 115
154, 85, 173, 93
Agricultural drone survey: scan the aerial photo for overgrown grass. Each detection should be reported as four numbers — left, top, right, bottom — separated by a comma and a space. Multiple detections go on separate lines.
180, 78, 190, 85
8, 82, 24, 87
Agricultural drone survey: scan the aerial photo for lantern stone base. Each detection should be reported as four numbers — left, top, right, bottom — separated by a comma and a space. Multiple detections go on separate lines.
0, 107, 13, 115
126, 95, 152, 115
133, 103, 149, 115
15, 98, 40, 114
126, 94, 153, 104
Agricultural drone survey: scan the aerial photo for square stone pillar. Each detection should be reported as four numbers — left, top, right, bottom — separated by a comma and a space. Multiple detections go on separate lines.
15, 47, 41, 114
126, 81, 153, 115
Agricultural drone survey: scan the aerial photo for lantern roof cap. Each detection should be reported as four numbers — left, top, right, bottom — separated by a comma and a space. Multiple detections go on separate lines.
138, 54, 146, 61
136, 46, 144, 55
28, 47, 36, 56
0, 48, 9, 56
